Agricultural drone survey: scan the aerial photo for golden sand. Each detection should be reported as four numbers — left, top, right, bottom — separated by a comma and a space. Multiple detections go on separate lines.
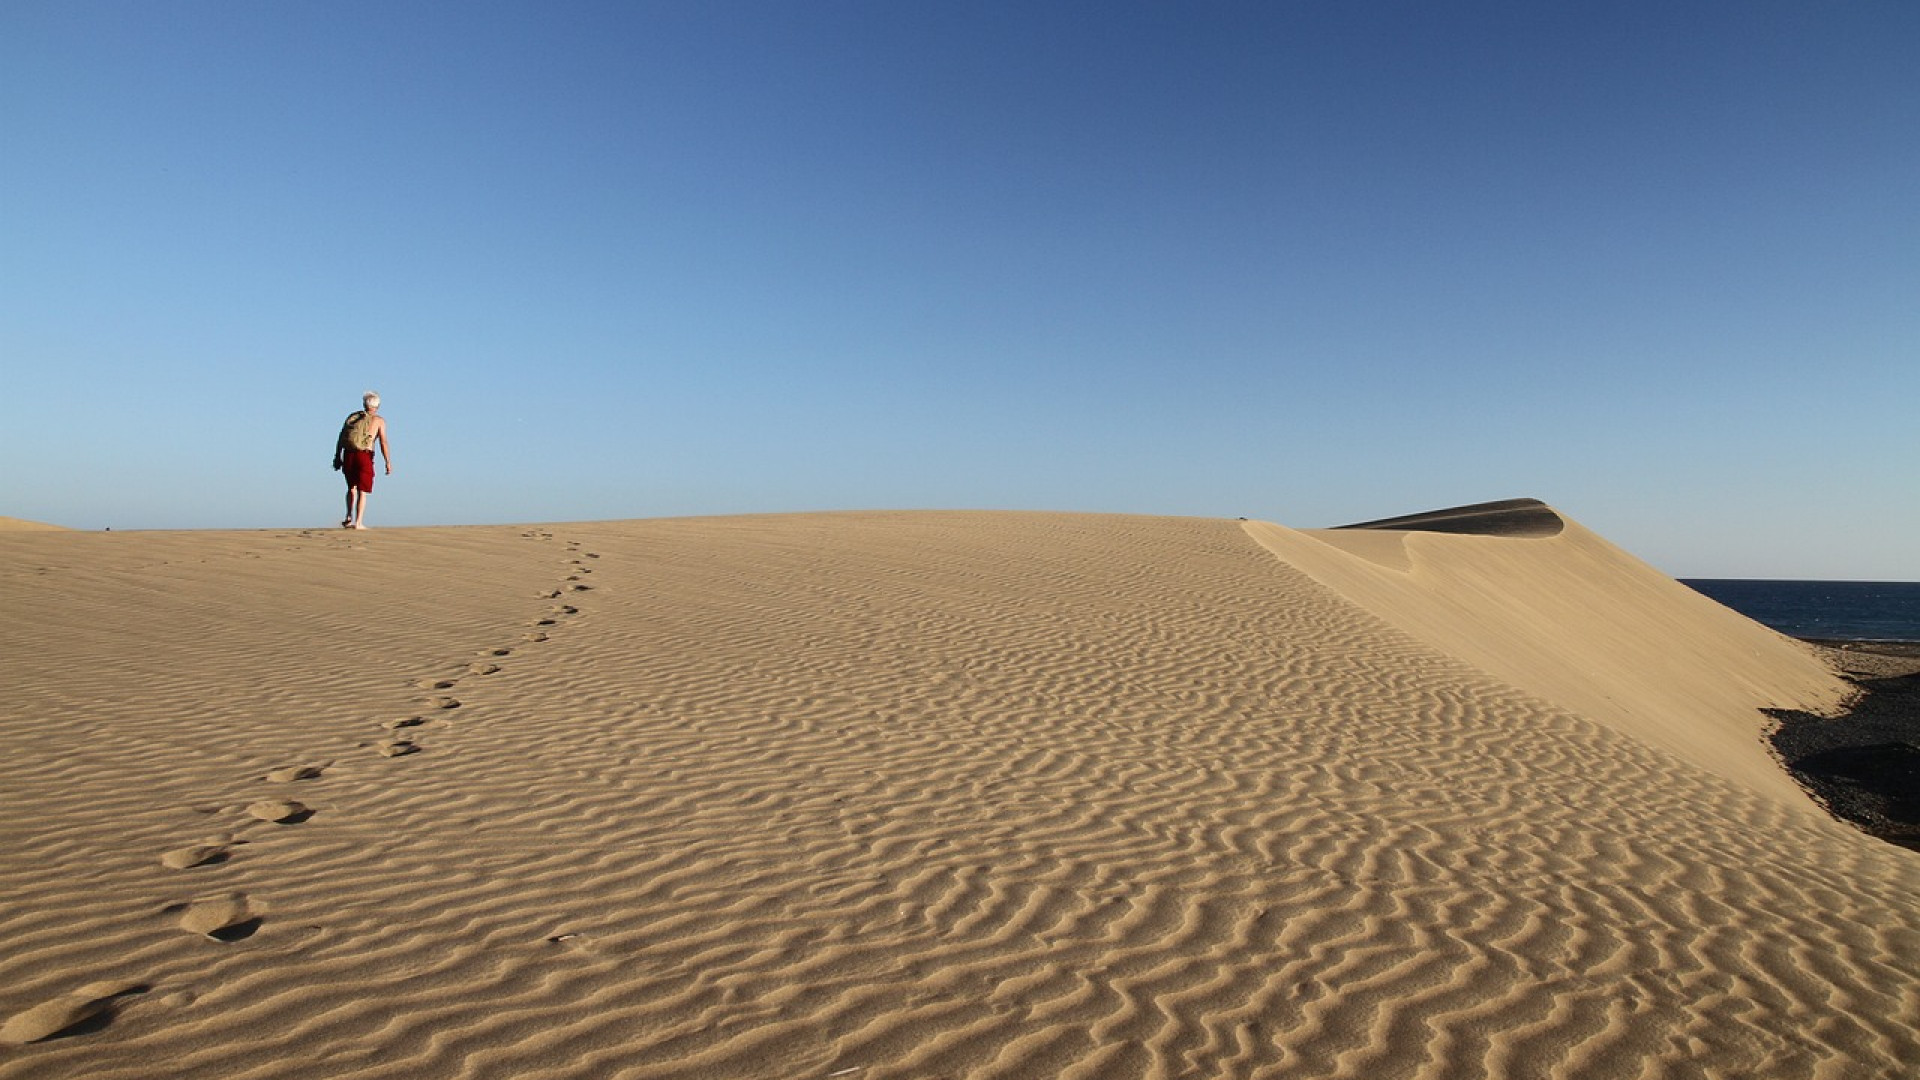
0, 516, 69, 531
1, 509, 1914, 1078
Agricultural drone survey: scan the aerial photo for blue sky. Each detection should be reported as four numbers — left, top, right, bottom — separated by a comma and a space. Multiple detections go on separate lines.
3, 1, 1914, 578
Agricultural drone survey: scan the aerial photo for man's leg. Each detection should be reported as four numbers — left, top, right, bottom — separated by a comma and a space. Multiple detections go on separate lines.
344, 486, 356, 528
352, 488, 370, 529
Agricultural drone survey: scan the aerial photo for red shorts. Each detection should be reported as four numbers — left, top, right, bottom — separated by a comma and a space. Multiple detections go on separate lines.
343, 449, 375, 491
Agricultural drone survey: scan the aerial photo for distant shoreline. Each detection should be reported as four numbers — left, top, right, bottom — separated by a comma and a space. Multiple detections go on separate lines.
1802, 637, 1920, 656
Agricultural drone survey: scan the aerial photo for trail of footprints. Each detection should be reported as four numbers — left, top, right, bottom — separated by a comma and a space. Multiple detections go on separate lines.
4, 532, 604, 1046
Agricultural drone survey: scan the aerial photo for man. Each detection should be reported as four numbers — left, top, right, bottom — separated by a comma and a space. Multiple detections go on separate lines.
333, 391, 393, 529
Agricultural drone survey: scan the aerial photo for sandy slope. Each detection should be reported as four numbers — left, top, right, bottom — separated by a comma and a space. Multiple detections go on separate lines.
1246, 512, 1848, 803
1, 510, 1914, 1079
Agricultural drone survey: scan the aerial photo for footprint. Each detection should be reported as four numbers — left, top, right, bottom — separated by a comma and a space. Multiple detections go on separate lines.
384, 716, 426, 730
429, 696, 461, 710
536, 618, 557, 627
415, 678, 458, 690
553, 605, 578, 615
488, 648, 512, 657
175, 893, 261, 940
542, 590, 563, 599
467, 662, 501, 676
265, 765, 324, 783
0, 982, 148, 1045
570, 584, 592, 592
380, 740, 421, 758
246, 800, 311, 824
160, 844, 229, 869
524, 632, 549, 643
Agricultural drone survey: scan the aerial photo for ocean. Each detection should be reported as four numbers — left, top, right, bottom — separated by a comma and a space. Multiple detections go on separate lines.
1683, 579, 1920, 643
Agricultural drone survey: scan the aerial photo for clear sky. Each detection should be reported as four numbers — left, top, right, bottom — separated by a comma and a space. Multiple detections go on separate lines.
3, 1, 1914, 579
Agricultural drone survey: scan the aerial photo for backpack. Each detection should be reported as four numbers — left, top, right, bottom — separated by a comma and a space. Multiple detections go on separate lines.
339, 411, 376, 452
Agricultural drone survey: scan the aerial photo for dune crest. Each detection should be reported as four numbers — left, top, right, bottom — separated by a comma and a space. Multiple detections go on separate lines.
1244, 502, 1848, 805
1335, 496, 1567, 538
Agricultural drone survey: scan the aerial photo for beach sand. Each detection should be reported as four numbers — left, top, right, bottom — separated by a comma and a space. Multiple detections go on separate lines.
2, 507, 1915, 1078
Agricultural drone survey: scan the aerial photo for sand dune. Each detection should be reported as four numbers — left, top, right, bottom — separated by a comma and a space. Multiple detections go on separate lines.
0, 516, 69, 531
1, 509, 1914, 1079
1249, 500, 1848, 802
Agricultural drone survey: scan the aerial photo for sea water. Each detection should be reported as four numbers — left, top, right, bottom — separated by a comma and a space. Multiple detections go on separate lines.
1683, 579, 1920, 643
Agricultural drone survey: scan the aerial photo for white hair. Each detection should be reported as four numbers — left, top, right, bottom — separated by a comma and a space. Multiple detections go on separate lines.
363, 391, 380, 409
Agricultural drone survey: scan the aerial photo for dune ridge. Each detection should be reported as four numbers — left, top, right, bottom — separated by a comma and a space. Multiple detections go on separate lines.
2, 511, 1915, 1079
1333, 497, 1567, 538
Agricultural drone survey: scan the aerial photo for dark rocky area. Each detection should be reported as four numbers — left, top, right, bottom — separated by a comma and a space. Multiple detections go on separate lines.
1769, 641, 1920, 851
